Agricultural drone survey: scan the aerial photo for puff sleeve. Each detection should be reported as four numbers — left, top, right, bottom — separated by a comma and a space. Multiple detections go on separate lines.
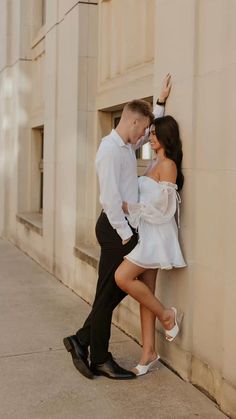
127, 183, 181, 229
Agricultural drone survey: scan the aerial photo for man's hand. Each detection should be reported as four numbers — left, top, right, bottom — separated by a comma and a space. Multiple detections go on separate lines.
158, 73, 172, 103
122, 201, 129, 214
122, 236, 132, 245
122, 202, 131, 244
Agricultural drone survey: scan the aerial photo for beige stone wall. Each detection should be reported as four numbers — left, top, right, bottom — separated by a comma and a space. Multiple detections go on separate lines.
154, 0, 236, 416
0, 0, 235, 417
98, 0, 154, 83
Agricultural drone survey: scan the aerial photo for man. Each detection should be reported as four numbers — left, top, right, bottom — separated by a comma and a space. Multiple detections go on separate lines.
64, 75, 172, 380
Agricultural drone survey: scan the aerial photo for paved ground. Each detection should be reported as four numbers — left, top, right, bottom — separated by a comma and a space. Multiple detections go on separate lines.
0, 238, 228, 419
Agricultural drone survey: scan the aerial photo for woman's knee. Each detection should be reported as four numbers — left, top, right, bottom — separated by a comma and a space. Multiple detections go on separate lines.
115, 267, 126, 290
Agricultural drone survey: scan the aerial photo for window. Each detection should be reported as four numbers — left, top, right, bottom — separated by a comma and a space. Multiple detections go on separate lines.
16, 125, 44, 233
135, 142, 152, 160
113, 114, 121, 129
33, 0, 46, 37
41, 0, 46, 26
39, 128, 44, 211
31, 126, 44, 213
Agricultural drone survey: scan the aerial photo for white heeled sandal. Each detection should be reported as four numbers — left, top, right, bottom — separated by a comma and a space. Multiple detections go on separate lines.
133, 355, 160, 376
165, 307, 182, 342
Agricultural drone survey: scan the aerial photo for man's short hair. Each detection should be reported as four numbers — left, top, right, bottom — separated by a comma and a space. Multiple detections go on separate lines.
124, 100, 154, 123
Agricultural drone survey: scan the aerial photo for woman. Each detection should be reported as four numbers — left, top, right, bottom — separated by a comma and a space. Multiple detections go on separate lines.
115, 115, 186, 376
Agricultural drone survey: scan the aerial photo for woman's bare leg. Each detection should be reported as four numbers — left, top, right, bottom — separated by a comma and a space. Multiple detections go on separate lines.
115, 260, 175, 331
136, 269, 158, 367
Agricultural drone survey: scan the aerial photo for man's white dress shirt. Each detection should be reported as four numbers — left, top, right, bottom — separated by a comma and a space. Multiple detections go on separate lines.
95, 104, 164, 241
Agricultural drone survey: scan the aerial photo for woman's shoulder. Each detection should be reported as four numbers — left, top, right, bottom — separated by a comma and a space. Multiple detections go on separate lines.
158, 158, 177, 183
161, 158, 176, 168
159, 158, 177, 172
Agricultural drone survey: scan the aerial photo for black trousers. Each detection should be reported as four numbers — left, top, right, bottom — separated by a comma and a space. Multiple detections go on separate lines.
76, 211, 138, 364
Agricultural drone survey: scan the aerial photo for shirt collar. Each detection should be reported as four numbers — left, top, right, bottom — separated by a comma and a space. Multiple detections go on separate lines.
111, 129, 130, 148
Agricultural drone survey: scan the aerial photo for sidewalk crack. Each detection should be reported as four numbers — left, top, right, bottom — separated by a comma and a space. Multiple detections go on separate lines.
0, 348, 64, 359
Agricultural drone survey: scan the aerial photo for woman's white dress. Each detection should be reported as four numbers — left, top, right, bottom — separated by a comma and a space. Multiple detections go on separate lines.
125, 176, 186, 270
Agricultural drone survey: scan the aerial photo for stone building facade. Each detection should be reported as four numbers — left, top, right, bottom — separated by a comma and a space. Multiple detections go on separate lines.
0, 1, 235, 416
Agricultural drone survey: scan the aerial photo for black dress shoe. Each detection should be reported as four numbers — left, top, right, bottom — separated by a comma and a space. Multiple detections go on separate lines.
90, 352, 136, 380
63, 335, 93, 379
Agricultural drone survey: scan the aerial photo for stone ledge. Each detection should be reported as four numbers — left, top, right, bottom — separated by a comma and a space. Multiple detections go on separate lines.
16, 213, 43, 236
74, 243, 100, 269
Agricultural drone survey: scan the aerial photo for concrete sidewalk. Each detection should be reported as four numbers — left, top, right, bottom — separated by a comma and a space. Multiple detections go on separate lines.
0, 238, 228, 419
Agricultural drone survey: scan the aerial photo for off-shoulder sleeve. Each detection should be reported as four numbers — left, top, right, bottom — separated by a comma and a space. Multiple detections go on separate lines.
127, 184, 180, 229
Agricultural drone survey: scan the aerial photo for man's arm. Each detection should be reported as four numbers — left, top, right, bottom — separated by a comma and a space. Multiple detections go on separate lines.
96, 144, 133, 242
134, 73, 172, 150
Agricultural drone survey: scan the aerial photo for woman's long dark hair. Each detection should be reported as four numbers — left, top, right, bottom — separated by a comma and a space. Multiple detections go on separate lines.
154, 115, 184, 191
